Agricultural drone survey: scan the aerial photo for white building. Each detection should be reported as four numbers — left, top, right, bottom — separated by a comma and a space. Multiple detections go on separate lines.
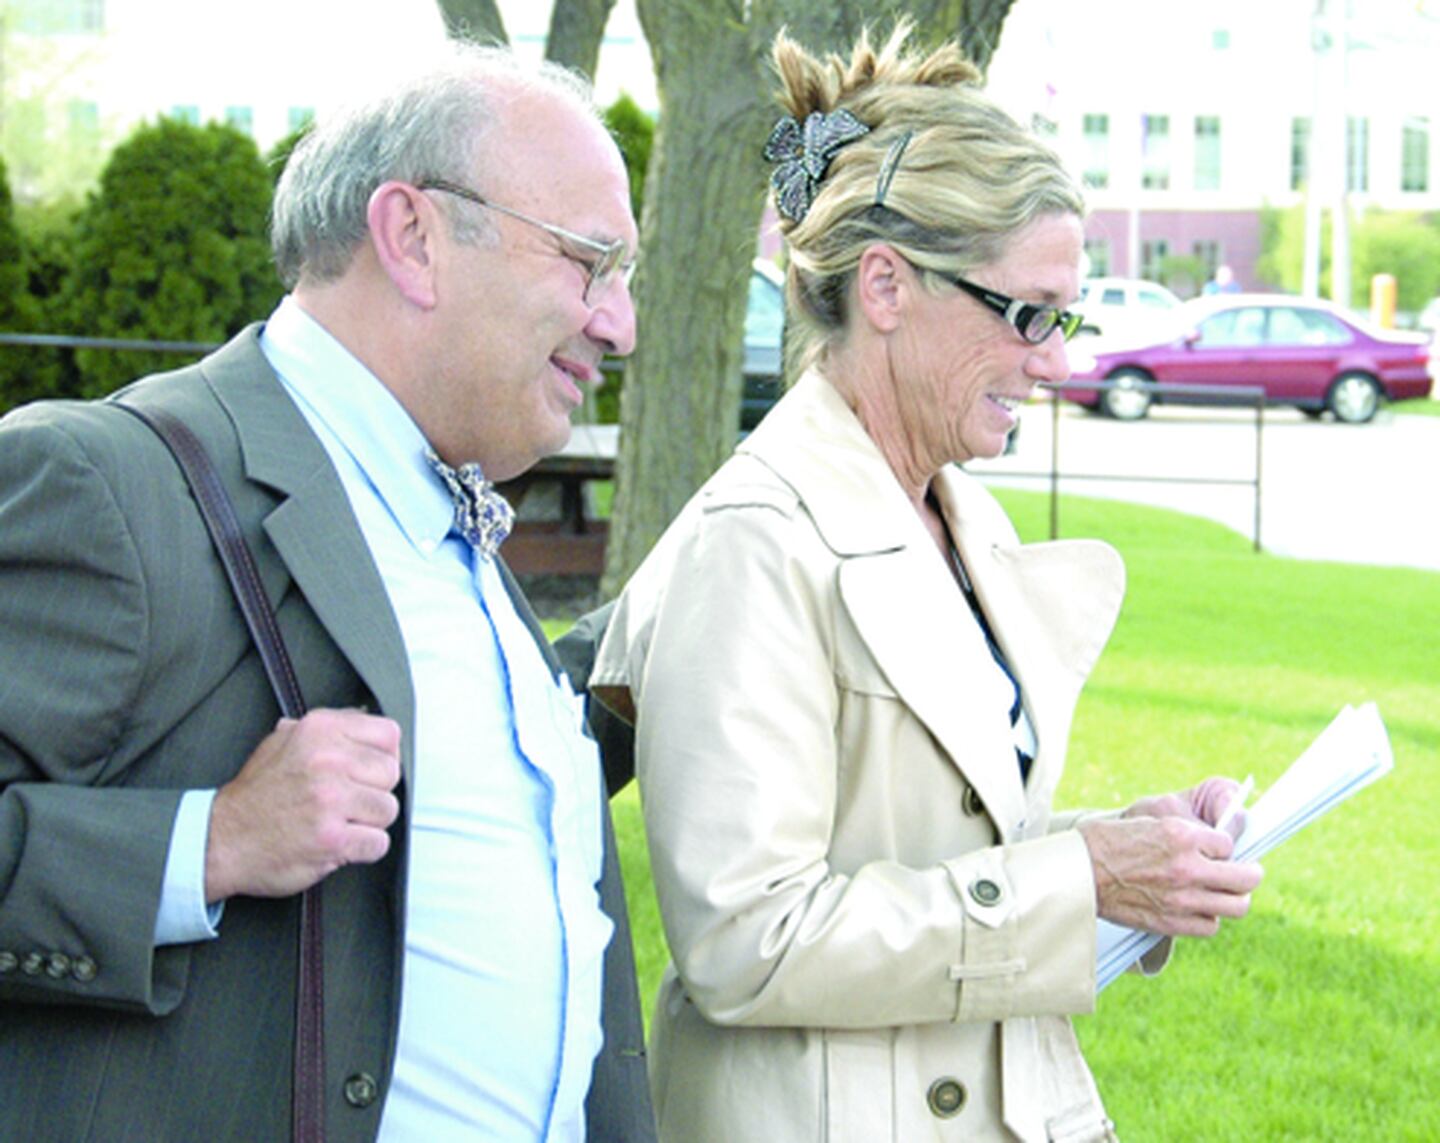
985, 0, 1440, 292
5, 0, 1438, 295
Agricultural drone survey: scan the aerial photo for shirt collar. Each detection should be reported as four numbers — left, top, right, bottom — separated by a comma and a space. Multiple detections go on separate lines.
259, 295, 456, 553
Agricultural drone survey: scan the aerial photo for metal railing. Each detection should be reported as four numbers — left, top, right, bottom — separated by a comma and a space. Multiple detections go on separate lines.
984, 380, 1268, 552
0, 332, 219, 354
2, 334, 1270, 553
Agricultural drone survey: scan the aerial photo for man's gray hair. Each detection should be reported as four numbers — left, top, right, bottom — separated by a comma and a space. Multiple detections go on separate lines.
271, 42, 599, 289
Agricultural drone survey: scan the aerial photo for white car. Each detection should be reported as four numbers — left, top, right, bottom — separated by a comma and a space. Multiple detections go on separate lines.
1073, 277, 1182, 343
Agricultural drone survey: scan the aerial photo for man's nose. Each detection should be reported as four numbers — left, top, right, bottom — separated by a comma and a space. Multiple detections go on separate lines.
588, 273, 637, 358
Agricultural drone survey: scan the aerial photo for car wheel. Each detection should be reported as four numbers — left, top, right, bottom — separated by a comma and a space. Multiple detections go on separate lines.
1100, 369, 1154, 421
1327, 372, 1382, 424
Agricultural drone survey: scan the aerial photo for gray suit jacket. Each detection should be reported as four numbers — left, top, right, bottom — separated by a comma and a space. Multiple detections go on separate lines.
0, 328, 655, 1141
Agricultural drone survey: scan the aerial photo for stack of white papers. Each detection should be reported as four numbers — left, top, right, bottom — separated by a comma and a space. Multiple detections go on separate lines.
1095, 702, 1394, 991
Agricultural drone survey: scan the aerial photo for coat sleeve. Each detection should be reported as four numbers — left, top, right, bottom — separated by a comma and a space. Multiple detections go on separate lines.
626, 492, 1099, 1031
0, 411, 191, 1014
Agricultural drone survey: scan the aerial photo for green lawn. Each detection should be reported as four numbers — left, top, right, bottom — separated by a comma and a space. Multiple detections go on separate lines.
1394, 396, 1440, 417
563, 491, 1440, 1141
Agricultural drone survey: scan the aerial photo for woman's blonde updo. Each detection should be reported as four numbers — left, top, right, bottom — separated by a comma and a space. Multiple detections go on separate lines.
768, 21, 1084, 375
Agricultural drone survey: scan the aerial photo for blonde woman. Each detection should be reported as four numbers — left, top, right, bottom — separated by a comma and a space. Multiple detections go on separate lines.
594, 24, 1261, 1142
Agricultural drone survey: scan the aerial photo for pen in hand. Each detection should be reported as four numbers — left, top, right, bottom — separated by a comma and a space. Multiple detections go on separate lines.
1214, 774, 1255, 838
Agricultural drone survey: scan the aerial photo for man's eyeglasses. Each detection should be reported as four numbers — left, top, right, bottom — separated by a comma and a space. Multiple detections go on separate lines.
948, 274, 1083, 345
420, 179, 632, 305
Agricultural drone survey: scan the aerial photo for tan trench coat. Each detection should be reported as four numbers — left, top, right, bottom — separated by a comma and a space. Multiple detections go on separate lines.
594, 371, 1132, 1142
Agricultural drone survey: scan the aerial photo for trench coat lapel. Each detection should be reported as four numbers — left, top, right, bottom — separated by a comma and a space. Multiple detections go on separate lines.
743, 372, 1031, 836
201, 331, 416, 781
838, 543, 1032, 837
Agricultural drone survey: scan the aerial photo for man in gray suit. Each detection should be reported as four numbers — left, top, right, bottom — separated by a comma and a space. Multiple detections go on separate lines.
0, 43, 654, 1142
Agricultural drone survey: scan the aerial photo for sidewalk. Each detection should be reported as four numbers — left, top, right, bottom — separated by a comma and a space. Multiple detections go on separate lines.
972, 403, 1440, 574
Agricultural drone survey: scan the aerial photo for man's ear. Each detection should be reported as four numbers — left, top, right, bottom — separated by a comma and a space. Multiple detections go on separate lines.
854, 243, 908, 334
367, 181, 440, 309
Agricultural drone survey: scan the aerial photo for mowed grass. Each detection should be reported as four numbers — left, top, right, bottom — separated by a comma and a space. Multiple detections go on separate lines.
1393, 397, 1440, 418
556, 490, 1440, 1141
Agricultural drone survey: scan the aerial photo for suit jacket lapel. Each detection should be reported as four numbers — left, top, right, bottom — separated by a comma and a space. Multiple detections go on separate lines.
199, 330, 416, 780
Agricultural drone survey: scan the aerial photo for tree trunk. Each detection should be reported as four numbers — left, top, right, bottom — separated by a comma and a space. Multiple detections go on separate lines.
545, 0, 619, 80
436, 0, 507, 44
601, 0, 1015, 596
599, 2, 777, 598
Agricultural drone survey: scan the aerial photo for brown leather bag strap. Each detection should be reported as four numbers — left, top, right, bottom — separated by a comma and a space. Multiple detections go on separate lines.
118, 400, 327, 1143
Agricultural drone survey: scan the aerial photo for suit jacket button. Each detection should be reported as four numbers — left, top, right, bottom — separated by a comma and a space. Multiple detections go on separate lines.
344, 1073, 379, 1108
0, 951, 17, 974
962, 786, 985, 816
72, 956, 98, 982
21, 952, 45, 976
927, 1077, 967, 1118
46, 952, 72, 979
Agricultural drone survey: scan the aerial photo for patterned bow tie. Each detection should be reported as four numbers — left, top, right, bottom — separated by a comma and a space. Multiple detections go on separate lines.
424, 447, 514, 560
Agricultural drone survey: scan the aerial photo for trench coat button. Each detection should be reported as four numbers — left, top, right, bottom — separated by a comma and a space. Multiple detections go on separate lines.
927, 1077, 967, 1118
21, 952, 45, 976
72, 956, 98, 982
962, 786, 985, 816
46, 952, 71, 979
969, 878, 1003, 907
344, 1073, 379, 1108
0, 951, 16, 973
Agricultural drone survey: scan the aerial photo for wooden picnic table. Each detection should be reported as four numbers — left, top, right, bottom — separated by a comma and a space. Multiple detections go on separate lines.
496, 423, 618, 576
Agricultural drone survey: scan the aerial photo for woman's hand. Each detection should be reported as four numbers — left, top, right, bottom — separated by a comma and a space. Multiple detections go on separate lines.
1123, 775, 1249, 838
1078, 784, 1263, 937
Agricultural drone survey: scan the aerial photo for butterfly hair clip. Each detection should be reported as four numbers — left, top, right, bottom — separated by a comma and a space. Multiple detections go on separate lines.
763, 108, 871, 223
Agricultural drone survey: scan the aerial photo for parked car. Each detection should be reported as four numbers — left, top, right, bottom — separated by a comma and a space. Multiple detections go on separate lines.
741, 258, 786, 430
1060, 294, 1433, 423
1071, 276, 1182, 342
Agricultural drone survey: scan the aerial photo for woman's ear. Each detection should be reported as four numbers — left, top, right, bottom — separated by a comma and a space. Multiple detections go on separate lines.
854, 243, 907, 334
367, 181, 440, 310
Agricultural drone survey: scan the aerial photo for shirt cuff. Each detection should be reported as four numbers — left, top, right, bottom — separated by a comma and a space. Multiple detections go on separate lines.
154, 789, 224, 947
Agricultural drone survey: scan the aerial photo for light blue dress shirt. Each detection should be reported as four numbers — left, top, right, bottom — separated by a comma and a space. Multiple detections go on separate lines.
158, 297, 612, 1141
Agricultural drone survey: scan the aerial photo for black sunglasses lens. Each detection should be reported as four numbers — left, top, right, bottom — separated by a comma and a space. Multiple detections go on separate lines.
1024, 308, 1058, 343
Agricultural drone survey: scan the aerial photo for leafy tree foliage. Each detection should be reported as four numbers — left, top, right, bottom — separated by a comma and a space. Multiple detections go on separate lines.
1259, 204, 1440, 314
60, 119, 281, 397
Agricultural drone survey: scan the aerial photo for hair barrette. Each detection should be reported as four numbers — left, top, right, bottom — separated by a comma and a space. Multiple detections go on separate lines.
763, 108, 871, 223
874, 129, 914, 207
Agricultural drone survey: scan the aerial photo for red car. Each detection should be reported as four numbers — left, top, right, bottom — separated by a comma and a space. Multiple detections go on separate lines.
1060, 294, 1433, 423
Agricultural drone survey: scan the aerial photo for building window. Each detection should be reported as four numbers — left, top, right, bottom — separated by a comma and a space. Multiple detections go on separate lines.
225, 106, 254, 137
1084, 238, 1111, 278
1402, 117, 1430, 193
1082, 114, 1110, 189
170, 105, 200, 126
1140, 239, 1170, 282
15, 0, 104, 34
1212, 28, 1231, 50
287, 107, 315, 134
1290, 117, 1310, 191
67, 101, 100, 136
1194, 116, 1221, 191
1346, 116, 1369, 193
1141, 114, 1170, 190
1193, 240, 1221, 282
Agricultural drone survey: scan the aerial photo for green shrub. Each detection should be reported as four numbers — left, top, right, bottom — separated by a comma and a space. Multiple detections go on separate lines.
0, 156, 69, 411
60, 119, 282, 397
593, 94, 655, 423
604, 92, 653, 222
